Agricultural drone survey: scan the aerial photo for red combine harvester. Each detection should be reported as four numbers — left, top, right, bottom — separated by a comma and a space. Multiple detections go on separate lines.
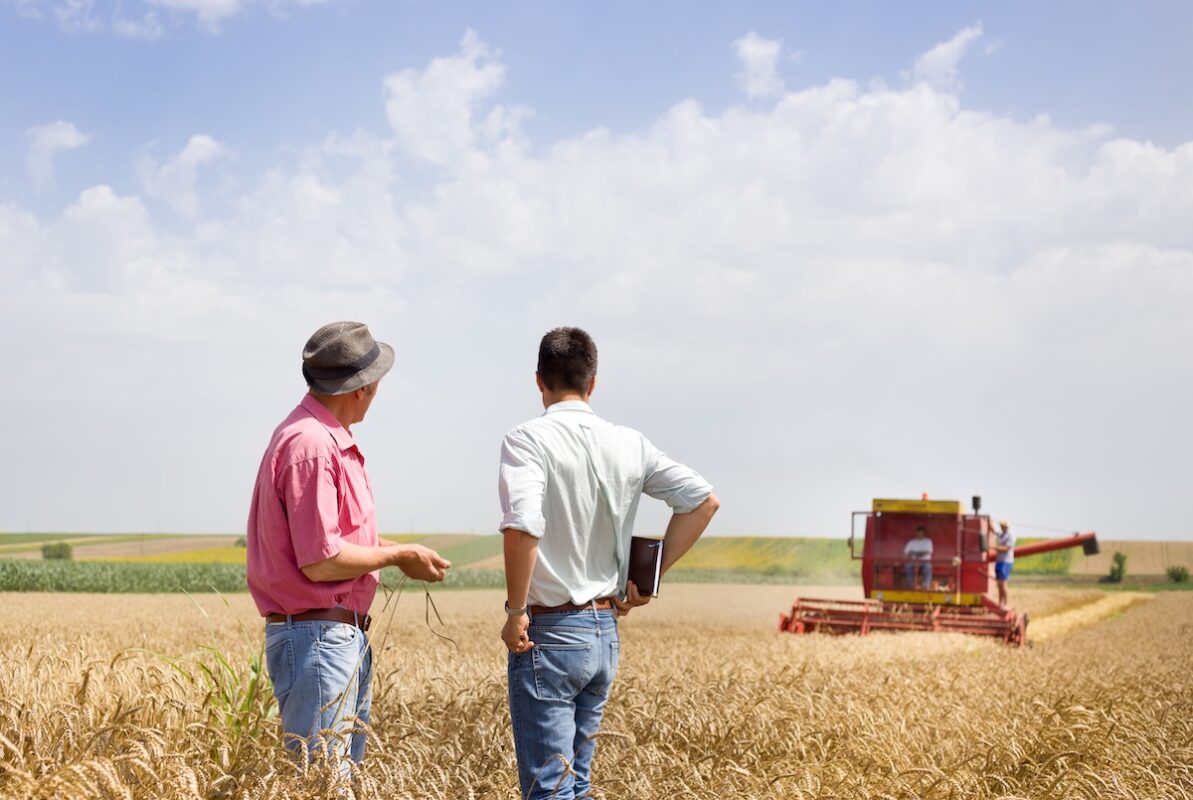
779, 496, 1099, 646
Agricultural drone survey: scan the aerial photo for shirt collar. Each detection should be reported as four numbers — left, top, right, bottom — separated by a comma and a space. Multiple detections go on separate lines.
299, 393, 357, 451
543, 399, 594, 415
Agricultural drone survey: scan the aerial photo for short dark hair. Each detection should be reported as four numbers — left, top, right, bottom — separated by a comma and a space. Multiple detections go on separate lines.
537, 327, 598, 394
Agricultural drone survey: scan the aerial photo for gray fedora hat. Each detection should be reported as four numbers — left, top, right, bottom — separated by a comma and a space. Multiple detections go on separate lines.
302, 321, 395, 396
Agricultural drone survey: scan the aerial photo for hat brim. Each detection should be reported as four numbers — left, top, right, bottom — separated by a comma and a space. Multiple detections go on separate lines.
308, 342, 395, 396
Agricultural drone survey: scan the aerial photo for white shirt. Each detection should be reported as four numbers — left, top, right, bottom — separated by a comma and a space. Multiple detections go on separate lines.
996, 529, 1016, 563
498, 400, 713, 606
904, 537, 933, 560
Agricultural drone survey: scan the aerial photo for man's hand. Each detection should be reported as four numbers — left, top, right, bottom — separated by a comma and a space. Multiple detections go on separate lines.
502, 613, 534, 653
393, 544, 451, 582
612, 580, 651, 618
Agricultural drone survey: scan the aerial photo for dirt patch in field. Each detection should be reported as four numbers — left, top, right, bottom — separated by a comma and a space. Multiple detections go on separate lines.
76, 535, 239, 559
1068, 539, 1193, 576
465, 553, 504, 570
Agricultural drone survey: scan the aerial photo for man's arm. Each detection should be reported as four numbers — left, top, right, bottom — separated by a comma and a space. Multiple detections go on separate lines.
614, 494, 720, 616
659, 494, 721, 575
615, 442, 719, 616
281, 457, 450, 584
500, 528, 539, 652
301, 541, 450, 583
497, 429, 547, 653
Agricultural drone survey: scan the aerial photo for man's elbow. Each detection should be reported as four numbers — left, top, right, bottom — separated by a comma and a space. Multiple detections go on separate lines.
301, 559, 336, 583
702, 493, 721, 517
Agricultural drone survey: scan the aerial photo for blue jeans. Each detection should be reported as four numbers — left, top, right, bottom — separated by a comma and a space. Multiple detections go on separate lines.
905, 561, 932, 588
508, 608, 620, 800
264, 617, 373, 769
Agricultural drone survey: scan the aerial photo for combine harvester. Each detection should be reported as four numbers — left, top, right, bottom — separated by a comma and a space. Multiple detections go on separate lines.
779, 496, 1099, 646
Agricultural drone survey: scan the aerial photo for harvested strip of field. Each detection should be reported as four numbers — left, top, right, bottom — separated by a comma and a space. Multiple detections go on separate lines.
1029, 591, 1153, 642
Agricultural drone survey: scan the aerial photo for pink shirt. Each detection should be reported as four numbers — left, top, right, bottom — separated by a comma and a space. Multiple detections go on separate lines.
247, 394, 380, 616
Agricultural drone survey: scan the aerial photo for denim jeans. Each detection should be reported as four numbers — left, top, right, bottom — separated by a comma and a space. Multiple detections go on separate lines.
264, 617, 373, 770
508, 608, 620, 800
905, 561, 932, 588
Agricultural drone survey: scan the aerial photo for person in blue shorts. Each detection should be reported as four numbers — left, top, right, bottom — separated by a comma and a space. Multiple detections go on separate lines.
993, 519, 1016, 607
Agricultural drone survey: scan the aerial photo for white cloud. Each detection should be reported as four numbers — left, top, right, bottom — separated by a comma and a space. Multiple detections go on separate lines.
11, 0, 336, 36
384, 29, 514, 166
2, 31, 1192, 539
112, 10, 163, 38
137, 134, 227, 217
734, 31, 785, 98
910, 22, 984, 92
146, 0, 241, 29
26, 120, 90, 191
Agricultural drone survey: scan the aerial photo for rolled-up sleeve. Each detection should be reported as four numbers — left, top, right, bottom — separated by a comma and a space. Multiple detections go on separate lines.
278, 457, 344, 568
499, 428, 548, 538
641, 437, 713, 514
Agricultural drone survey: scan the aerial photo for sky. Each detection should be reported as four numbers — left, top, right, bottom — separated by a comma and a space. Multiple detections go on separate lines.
1, 1, 1191, 541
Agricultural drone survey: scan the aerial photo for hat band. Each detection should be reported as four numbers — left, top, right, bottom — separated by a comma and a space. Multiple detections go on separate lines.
303, 342, 380, 382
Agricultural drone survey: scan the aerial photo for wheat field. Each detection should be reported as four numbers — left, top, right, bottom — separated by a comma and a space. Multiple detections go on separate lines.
1, 584, 1190, 799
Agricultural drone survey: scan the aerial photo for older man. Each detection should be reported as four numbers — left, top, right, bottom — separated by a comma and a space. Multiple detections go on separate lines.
247, 321, 451, 768
499, 326, 720, 800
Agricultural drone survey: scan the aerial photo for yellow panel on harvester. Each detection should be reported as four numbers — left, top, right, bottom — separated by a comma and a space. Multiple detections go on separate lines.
872, 498, 962, 515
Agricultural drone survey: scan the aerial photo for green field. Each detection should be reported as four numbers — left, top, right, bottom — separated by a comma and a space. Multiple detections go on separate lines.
0, 532, 1079, 581
0, 560, 248, 593
7, 529, 1176, 595
1012, 538, 1075, 575
381, 534, 504, 566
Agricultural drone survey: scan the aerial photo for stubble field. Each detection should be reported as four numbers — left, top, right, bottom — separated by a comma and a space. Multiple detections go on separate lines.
1, 584, 1190, 799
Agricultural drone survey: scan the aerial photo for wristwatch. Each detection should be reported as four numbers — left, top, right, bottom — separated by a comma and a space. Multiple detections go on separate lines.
504, 601, 528, 617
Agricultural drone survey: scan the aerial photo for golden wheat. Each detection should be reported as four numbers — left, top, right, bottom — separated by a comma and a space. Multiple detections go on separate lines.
0, 585, 1189, 799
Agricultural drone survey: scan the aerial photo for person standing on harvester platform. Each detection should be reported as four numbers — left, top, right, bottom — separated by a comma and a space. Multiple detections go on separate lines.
993, 519, 1016, 608
247, 321, 451, 771
498, 326, 721, 800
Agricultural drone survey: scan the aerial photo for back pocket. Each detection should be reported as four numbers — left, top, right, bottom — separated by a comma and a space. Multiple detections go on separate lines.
529, 624, 597, 701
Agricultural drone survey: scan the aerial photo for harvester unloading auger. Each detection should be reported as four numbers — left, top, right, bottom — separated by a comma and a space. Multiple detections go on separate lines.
778, 496, 1099, 646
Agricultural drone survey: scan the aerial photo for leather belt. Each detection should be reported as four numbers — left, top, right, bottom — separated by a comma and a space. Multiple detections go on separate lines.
266, 608, 371, 632
529, 597, 615, 615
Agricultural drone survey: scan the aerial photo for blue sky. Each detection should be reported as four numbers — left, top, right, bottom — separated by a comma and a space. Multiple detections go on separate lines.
2, 1, 1192, 540
5, 1, 1191, 211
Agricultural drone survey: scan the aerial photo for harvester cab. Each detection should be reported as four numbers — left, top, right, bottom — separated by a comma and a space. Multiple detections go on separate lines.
779, 496, 1099, 645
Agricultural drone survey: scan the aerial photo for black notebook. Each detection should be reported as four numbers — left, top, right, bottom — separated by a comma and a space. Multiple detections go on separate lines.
628, 536, 664, 597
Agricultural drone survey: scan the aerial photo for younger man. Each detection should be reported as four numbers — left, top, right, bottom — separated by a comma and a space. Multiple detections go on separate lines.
903, 526, 934, 589
993, 519, 1016, 607
498, 327, 720, 800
